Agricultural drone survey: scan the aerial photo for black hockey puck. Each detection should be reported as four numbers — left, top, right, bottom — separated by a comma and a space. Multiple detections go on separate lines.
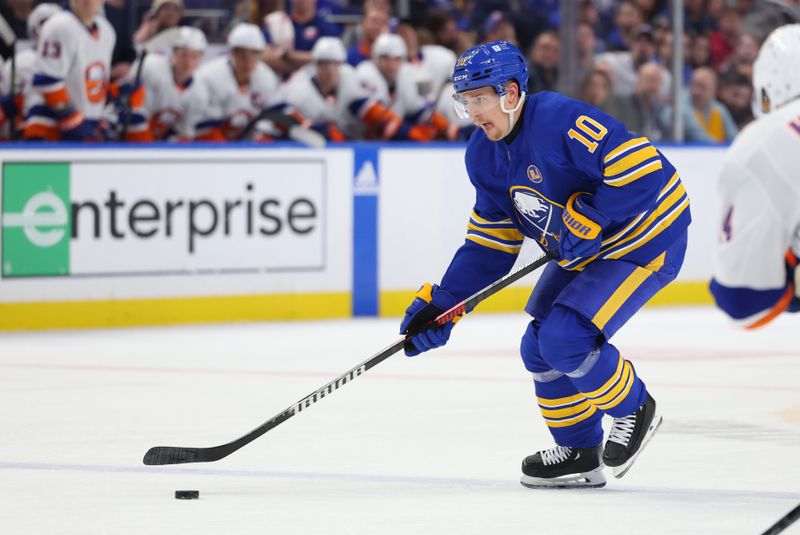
175, 490, 199, 500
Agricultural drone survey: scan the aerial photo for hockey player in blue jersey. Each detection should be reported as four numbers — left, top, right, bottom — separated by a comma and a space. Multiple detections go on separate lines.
399, 41, 691, 488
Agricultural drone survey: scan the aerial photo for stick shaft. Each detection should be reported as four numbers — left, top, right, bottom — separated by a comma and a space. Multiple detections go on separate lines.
9, 41, 15, 140
119, 50, 147, 141
762, 503, 800, 535
143, 251, 553, 465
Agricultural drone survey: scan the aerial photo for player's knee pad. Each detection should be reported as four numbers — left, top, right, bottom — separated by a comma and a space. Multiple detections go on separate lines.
538, 305, 602, 373
520, 320, 550, 373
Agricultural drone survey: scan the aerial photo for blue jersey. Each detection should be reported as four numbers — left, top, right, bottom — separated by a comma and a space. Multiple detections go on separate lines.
439, 91, 691, 301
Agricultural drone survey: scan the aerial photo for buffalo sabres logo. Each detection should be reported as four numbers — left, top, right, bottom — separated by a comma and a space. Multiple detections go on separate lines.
527, 164, 543, 184
456, 48, 480, 67
511, 187, 557, 242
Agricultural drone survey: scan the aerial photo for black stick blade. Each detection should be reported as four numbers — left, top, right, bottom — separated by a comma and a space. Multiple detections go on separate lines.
143, 447, 203, 465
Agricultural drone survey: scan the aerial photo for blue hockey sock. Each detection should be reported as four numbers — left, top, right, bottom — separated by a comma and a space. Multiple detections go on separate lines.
533, 375, 604, 447
569, 343, 647, 418
538, 305, 647, 418
521, 320, 604, 447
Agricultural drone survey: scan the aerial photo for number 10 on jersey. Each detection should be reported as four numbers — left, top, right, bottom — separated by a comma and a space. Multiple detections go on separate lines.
568, 115, 608, 153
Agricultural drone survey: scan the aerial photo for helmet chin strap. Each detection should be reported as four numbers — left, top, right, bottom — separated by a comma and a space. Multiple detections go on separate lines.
500, 91, 526, 137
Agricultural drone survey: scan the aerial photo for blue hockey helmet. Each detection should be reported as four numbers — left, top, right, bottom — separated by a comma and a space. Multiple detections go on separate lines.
452, 40, 528, 96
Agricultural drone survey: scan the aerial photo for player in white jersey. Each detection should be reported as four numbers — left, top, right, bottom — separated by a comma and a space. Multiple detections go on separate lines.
710, 24, 800, 328
356, 34, 427, 119
356, 33, 472, 142
131, 27, 206, 141
415, 44, 457, 101
23, 0, 115, 141
434, 81, 474, 130
285, 37, 427, 141
0, 3, 61, 139
395, 21, 455, 104
180, 23, 293, 141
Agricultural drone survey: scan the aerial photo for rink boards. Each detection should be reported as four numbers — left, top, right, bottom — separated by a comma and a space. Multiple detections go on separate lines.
0, 143, 724, 329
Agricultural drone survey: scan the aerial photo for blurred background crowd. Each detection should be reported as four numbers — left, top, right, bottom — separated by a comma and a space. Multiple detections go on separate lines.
0, 0, 798, 144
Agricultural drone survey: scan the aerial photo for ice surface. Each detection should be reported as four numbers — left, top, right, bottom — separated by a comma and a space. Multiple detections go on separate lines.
0, 307, 798, 534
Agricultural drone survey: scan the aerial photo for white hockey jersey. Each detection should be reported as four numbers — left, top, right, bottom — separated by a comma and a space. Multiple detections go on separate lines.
356, 60, 428, 120
180, 55, 284, 140
712, 99, 800, 294
2, 48, 35, 100
25, 10, 115, 135
133, 53, 191, 140
284, 63, 374, 139
411, 45, 456, 102
434, 81, 472, 127
0, 49, 33, 137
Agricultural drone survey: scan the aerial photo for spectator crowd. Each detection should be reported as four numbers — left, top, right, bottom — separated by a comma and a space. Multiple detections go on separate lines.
0, 0, 797, 144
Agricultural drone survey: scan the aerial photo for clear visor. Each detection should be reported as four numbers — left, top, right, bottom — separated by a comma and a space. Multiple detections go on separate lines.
452, 91, 501, 119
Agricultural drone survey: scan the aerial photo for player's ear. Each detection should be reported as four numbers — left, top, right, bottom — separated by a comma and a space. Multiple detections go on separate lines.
508, 80, 520, 104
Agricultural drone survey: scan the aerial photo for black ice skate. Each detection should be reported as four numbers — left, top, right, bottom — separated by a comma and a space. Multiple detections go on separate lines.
602, 393, 662, 479
520, 445, 606, 489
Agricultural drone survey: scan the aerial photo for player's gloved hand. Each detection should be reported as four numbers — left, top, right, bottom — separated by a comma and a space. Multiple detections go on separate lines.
112, 80, 143, 102
559, 192, 610, 261
399, 283, 461, 357
109, 81, 143, 117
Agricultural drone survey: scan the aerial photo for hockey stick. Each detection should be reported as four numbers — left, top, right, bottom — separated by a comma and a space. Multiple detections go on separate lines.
143, 250, 555, 465
761, 503, 800, 535
237, 107, 326, 147
118, 50, 146, 141
119, 27, 184, 140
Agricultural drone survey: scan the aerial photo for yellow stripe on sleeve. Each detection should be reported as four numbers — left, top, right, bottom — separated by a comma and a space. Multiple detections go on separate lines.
604, 197, 689, 260
604, 160, 664, 187
470, 211, 514, 226
658, 171, 681, 200
565, 179, 687, 271
603, 137, 648, 164
604, 145, 659, 177
465, 234, 522, 254
466, 222, 524, 242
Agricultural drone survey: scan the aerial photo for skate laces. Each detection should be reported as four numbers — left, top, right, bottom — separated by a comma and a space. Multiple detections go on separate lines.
541, 446, 572, 465
608, 413, 637, 446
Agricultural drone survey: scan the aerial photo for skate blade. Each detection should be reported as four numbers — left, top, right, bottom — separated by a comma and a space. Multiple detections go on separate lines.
612, 414, 663, 479
520, 466, 606, 489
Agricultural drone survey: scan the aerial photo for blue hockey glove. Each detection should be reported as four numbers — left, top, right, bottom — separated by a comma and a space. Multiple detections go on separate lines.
399, 283, 461, 357
559, 192, 610, 261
